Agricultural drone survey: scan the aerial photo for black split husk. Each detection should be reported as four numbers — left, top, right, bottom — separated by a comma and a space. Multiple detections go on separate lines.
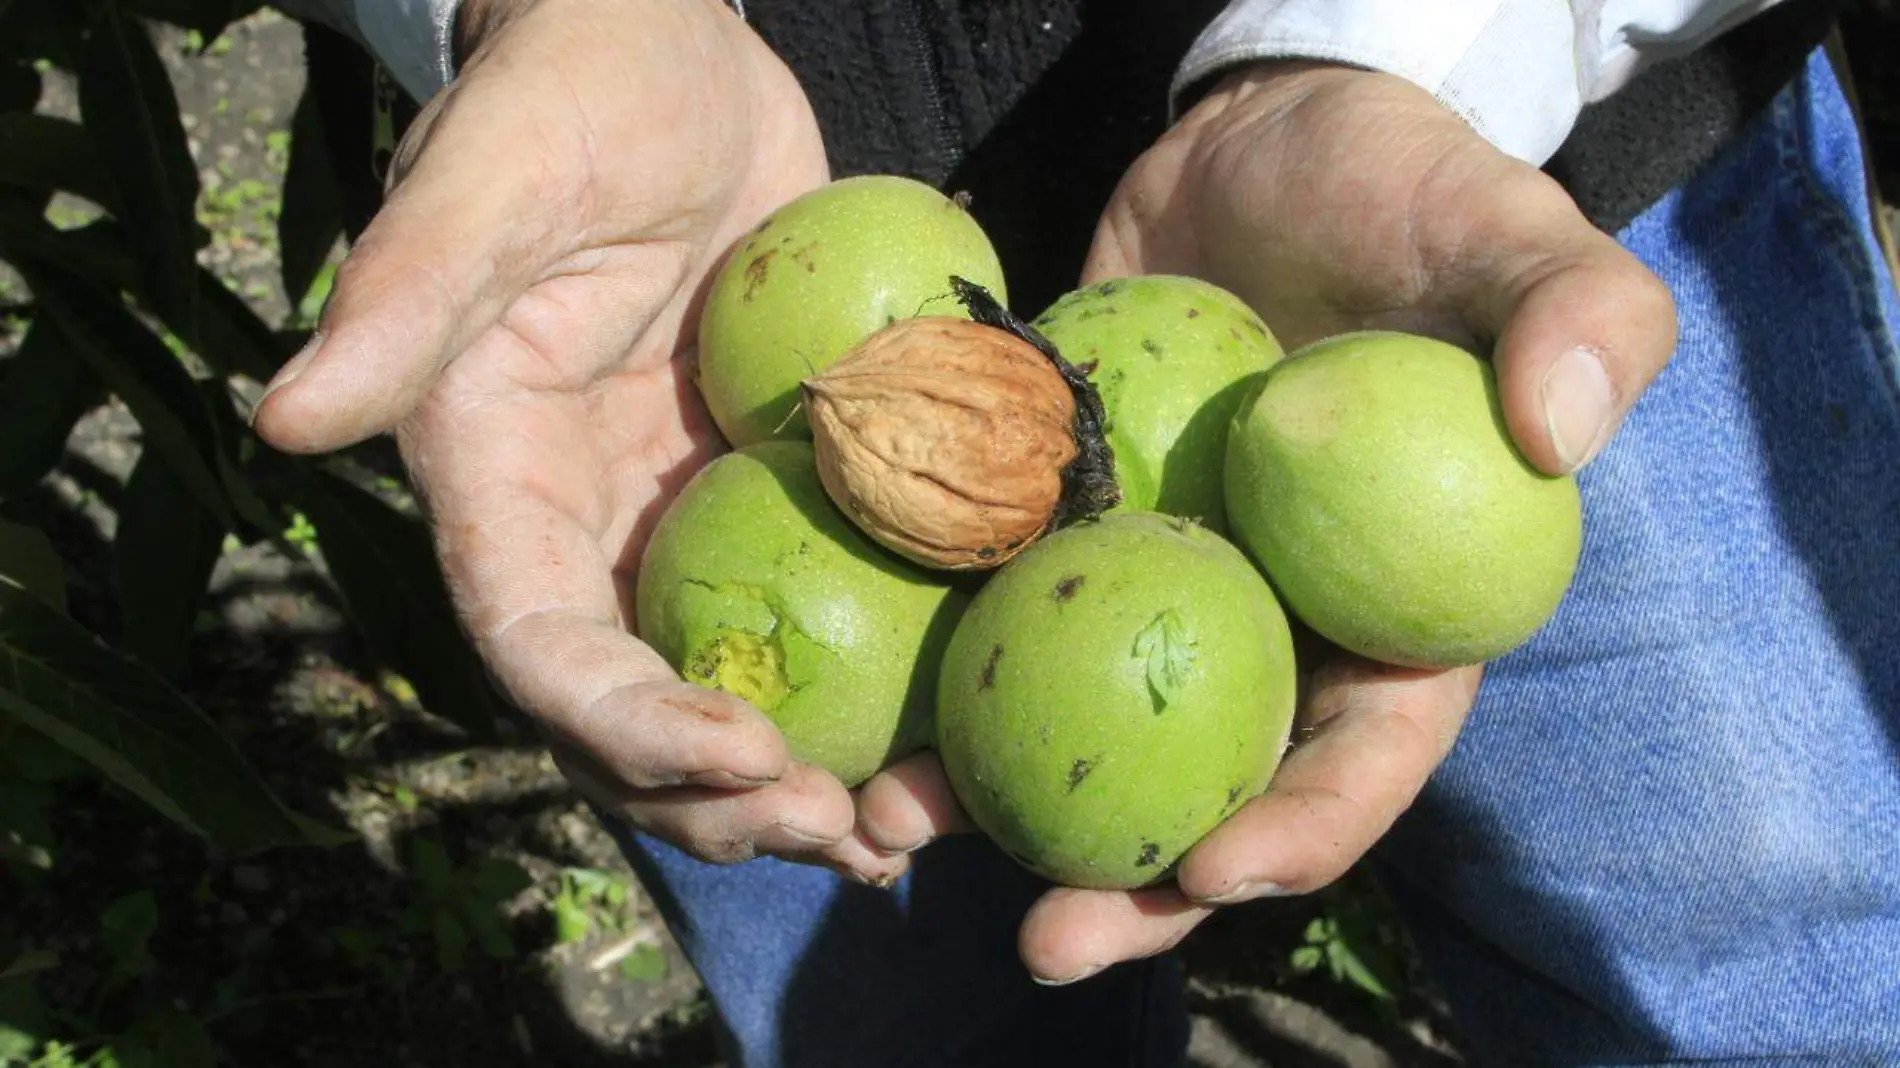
950, 275, 1121, 525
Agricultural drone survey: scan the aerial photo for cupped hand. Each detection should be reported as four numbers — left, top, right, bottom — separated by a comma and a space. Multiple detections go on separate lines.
252, 0, 898, 879
853, 61, 1678, 982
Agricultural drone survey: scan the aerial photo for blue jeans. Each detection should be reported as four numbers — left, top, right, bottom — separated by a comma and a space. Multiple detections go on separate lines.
604, 48, 1900, 1067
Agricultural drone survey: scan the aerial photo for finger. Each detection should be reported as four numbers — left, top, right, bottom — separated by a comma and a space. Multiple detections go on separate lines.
251, 69, 587, 453
1175, 658, 1481, 904
855, 750, 977, 854
1458, 177, 1679, 477
804, 826, 914, 888
1018, 885, 1211, 986
562, 754, 855, 864
404, 394, 788, 790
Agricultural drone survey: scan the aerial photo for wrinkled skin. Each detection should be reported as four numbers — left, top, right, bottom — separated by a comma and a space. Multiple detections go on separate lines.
253, 3, 1678, 984
854, 62, 1677, 984
254, 0, 908, 881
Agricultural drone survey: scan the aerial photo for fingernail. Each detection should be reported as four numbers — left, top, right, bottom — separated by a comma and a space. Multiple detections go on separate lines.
1540, 346, 1614, 472
1033, 963, 1105, 987
254, 333, 323, 417
1198, 880, 1289, 905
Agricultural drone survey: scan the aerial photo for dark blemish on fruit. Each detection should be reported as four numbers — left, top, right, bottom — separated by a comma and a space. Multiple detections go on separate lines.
1135, 842, 1160, 867
1076, 359, 1099, 375
1094, 280, 1121, 297
1141, 338, 1162, 359
1246, 318, 1269, 337
979, 644, 1004, 691
1186, 307, 1200, 318
1228, 326, 1243, 342
1006, 848, 1037, 869
791, 242, 818, 273
1066, 758, 1094, 791
1225, 784, 1245, 810
743, 249, 778, 302
977, 546, 997, 560
953, 189, 974, 210
1038, 723, 1053, 744
1054, 575, 1086, 602
751, 213, 776, 237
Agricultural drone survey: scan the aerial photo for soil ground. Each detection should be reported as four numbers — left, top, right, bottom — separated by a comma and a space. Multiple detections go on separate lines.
4, 6, 1897, 1067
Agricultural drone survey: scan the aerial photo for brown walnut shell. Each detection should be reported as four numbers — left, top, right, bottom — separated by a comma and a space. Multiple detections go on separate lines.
802, 316, 1078, 569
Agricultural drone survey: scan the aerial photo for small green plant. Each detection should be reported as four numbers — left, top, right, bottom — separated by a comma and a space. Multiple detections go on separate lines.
398, 837, 532, 975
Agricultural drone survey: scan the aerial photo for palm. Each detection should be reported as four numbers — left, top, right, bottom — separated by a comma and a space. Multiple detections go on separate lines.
859, 62, 1676, 984
257, 0, 876, 866
1089, 64, 1581, 353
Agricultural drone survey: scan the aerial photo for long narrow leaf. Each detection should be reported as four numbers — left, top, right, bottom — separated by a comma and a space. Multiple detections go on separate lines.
0, 317, 103, 498
0, 200, 287, 382
0, 113, 118, 210
18, 256, 233, 527
288, 468, 507, 737
0, 1, 81, 68
278, 84, 343, 310
0, 578, 339, 853
0, 59, 39, 112
123, 0, 262, 37
79, 4, 200, 342
0, 520, 65, 614
114, 451, 227, 676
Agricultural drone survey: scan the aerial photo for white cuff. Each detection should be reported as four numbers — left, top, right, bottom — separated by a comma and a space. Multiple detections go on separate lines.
1173, 0, 1583, 166
349, 0, 462, 103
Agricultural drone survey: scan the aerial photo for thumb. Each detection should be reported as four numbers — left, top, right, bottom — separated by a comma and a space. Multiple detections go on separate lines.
1470, 213, 1679, 476
252, 79, 576, 454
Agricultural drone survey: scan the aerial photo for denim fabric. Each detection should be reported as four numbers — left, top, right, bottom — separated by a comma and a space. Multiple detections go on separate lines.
602, 47, 1900, 1068
1379, 47, 1900, 1066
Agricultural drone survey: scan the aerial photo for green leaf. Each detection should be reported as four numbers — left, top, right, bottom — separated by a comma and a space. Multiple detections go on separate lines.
99, 890, 159, 982
121, 0, 261, 37
551, 892, 591, 945
0, 203, 288, 381
0, 113, 117, 210
0, 774, 58, 870
1131, 609, 1197, 711
468, 856, 533, 903
78, 4, 201, 342
286, 469, 507, 738
0, 966, 50, 1062
0, 947, 58, 983
0, 60, 41, 113
1324, 937, 1394, 1001
0, 317, 104, 500
408, 837, 454, 899
430, 909, 468, 974
1287, 945, 1323, 974
0, 579, 338, 853
466, 907, 515, 962
18, 257, 233, 528
110, 1008, 215, 1068
0, 1, 81, 68
277, 85, 343, 310
618, 944, 667, 983
113, 451, 228, 675
0, 519, 65, 614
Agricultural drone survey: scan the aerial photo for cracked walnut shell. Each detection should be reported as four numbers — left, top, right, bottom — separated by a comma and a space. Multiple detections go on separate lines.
802, 317, 1079, 569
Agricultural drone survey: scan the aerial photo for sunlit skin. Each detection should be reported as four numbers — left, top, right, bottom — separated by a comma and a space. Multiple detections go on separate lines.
253, 1, 1677, 985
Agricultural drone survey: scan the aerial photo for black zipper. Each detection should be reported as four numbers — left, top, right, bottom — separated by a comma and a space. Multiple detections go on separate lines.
895, 0, 962, 174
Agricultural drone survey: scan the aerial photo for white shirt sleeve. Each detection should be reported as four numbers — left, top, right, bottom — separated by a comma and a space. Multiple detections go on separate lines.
1174, 0, 1788, 166
273, 0, 461, 103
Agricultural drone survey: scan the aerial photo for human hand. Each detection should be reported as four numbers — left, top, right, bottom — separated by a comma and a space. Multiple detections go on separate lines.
252, 0, 898, 878
853, 61, 1678, 982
